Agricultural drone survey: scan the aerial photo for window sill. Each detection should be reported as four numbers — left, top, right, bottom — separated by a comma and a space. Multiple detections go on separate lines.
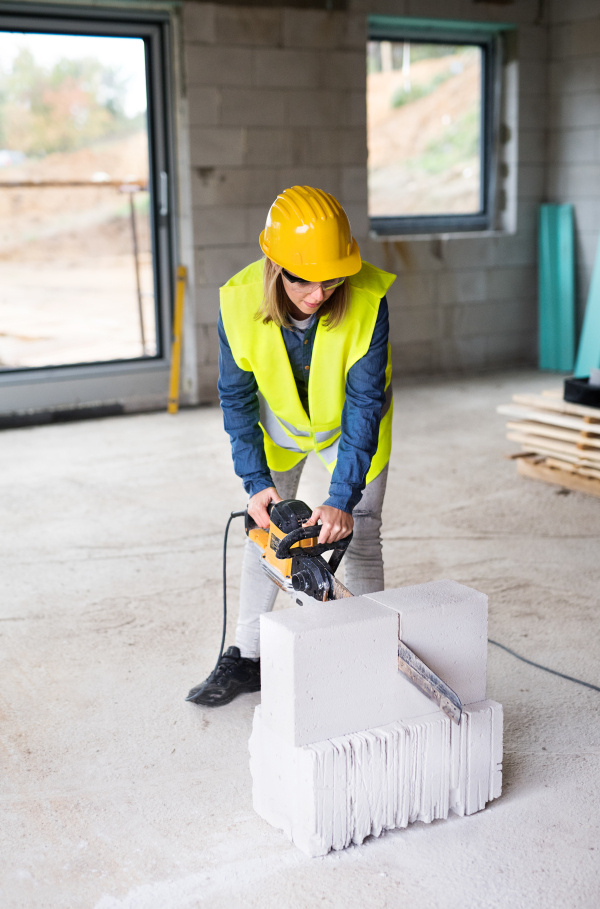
369, 229, 514, 242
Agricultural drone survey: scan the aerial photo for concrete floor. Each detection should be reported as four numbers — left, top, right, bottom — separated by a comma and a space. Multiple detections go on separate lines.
1, 370, 599, 909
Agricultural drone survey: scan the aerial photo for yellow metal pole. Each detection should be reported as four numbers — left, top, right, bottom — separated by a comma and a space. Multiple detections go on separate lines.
168, 265, 187, 414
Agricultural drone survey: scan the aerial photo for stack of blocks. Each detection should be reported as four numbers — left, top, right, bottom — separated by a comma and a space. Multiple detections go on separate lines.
249, 580, 503, 856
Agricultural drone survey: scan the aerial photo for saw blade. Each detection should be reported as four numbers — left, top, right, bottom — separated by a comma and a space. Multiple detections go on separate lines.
397, 641, 463, 725
258, 550, 354, 601
329, 574, 353, 599
258, 558, 290, 592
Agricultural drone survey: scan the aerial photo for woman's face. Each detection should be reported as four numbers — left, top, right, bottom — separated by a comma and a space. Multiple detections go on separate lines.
281, 270, 342, 318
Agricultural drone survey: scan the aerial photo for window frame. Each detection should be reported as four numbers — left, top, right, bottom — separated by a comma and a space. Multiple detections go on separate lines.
0, 1, 177, 411
367, 16, 505, 237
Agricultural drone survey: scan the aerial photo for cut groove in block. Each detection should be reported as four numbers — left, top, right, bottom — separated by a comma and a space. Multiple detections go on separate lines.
260, 581, 489, 744
366, 580, 488, 709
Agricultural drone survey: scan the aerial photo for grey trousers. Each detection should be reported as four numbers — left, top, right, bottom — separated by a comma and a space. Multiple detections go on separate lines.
235, 462, 388, 658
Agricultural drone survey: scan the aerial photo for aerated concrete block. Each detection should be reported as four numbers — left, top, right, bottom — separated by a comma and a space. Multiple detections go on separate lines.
366, 580, 488, 710
187, 87, 220, 128
214, 6, 281, 47
252, 581, 502, 855
189, 127, 245, 168
260, 581, 490, 743
220, 88, 286, 127
283, 90, 344, 128
250, 700, 503, 857
259, 597, 399, 747
321, 50, 366, 90
185, 46, 253, 88
281, 9, 342, 50
254, 48, 320, 89
182, 2, 215, 45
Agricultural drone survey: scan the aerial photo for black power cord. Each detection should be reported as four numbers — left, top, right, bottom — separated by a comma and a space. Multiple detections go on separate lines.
209, 509, 246, 680
488, 638, 600, 693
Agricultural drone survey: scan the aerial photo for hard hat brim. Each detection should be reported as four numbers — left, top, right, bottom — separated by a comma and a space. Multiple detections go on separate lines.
260, 230, 362, 282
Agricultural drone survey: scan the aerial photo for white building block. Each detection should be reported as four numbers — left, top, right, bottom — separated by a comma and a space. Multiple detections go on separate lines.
260, 581, 490, 743
189, 127, 245, 168
249, 701, 503, 857
367, 580, 488, 709
259, 597, 399, 747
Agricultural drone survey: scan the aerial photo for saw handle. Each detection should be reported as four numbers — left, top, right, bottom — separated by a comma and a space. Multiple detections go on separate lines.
244, 501, 274, 534
275, 524, 353, 570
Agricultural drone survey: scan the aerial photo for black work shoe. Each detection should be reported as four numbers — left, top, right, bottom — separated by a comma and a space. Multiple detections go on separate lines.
185, 646, 261, 707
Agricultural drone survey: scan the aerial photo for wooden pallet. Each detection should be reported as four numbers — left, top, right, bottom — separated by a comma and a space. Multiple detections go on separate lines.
499, 389, 600, 498
517, 455, 600, 498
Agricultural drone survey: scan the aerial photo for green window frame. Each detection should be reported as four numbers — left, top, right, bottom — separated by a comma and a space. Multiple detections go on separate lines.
367, 16, 514, 236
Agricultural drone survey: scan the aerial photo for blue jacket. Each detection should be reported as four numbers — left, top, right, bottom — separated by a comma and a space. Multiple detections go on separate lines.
217, 297, 389, 514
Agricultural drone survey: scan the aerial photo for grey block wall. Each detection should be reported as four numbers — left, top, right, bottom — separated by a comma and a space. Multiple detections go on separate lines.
181, 0, 547, 402
547, 0, 600, 331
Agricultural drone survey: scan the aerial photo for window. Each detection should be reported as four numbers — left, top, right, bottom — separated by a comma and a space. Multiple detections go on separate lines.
0, 4, 175, 414
367, 17, 503, 235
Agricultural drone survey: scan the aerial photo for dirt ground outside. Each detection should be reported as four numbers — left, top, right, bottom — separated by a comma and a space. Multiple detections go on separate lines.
367, 48, 481, 217
0, 132, 155, 370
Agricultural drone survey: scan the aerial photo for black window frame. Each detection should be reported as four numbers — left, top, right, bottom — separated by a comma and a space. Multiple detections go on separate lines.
367, 16, 502, 236
0, 0, 176, 375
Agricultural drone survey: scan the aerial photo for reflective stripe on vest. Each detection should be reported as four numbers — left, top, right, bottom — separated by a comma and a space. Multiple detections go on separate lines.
259, 393, 342, 452
220, 258, 396, 481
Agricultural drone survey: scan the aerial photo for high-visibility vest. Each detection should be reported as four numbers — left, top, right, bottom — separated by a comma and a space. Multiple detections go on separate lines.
220, 258, 396, 483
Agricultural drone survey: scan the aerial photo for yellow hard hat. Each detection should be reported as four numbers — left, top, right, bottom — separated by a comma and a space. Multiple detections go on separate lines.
259, 185, 361, 282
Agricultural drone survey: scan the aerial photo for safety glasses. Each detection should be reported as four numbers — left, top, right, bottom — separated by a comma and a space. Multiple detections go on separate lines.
281, 268, 345, 292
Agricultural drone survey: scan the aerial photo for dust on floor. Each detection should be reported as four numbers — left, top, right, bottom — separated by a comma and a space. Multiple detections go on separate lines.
1, 370, 598, 909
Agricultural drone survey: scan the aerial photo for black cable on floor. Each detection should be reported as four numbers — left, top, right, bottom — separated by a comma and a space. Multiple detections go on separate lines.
488, 638, 600, 693
212, 509, 246, 679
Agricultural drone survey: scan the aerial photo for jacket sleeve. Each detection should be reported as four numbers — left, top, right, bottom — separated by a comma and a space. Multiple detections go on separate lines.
217, 312, 274, 498
324, 297, 389, 514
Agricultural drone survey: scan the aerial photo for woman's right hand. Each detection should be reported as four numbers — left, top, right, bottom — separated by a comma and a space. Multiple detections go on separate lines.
248, 486, 282, 530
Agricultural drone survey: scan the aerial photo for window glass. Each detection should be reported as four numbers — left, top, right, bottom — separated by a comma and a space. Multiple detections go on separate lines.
367, 40, 483, 219
0, 31, 155, 371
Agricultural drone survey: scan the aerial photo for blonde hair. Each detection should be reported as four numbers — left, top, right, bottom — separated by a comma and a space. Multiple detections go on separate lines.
258, 257, 350, 329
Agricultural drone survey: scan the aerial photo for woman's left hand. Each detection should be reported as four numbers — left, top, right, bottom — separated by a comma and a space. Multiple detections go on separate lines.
303, 505, 353, 544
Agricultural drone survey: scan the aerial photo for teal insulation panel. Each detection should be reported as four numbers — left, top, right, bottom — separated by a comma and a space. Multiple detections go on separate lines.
538, 204, 575, 372
574, 234, 600, 377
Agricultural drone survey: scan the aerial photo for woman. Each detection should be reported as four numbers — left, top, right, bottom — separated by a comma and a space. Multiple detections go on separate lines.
187, 185, 395, 707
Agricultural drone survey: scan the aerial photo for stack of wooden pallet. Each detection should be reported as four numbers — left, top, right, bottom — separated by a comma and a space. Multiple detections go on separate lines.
497, 389, 600, 498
